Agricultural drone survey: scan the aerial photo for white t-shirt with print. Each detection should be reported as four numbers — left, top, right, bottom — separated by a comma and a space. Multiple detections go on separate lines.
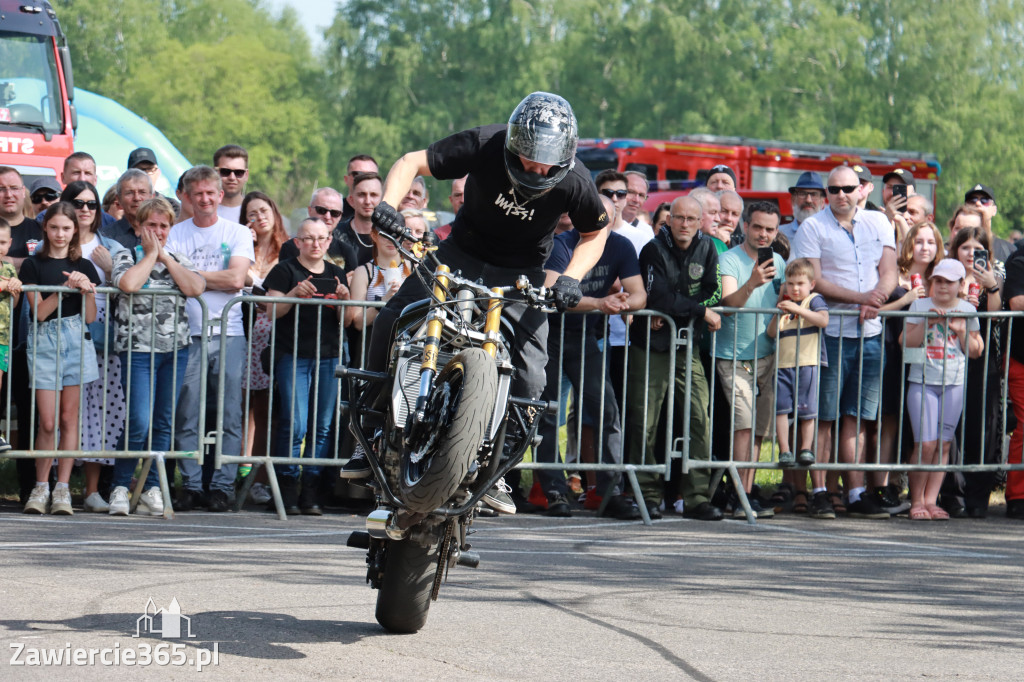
167, 217, 254, 337
905, 297, 979, 385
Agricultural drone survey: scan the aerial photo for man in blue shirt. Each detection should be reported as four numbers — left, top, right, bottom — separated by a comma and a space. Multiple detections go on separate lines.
716, 201, 785, 518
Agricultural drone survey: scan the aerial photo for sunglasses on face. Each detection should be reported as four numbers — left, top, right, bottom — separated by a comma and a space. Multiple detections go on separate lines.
32, 191, 60, 203
217, 167, 247, 178
827, 185, 859, 195
967, 195, 994, 206
599, 188, 628, 199
313, 205, 343, 219
71, 199, 99, 210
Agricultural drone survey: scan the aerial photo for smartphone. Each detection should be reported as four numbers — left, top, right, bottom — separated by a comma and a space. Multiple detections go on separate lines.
311, 277, 337, 296
974, 248, 989, 272
892, 183, 908, 212
757, 247, 774, 266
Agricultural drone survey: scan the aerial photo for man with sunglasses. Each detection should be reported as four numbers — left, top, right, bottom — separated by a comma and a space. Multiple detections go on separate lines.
28, 178, 61, 217
213, 145, 249, 224
364, 92, 609, 513
280, 186, 360, 274
965, 184, 1013, 262
791, 165, 897, 519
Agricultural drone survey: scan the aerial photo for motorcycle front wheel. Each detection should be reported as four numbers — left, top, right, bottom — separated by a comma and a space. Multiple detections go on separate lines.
399, 347, 498, 514
375, 538, 439, 633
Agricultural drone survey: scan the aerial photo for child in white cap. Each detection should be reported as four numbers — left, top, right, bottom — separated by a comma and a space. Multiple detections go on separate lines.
902, 258, 984, 520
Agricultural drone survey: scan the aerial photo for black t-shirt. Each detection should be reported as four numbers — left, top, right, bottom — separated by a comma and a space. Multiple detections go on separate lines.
9, 217, 43, 260
427, 124, 608, 269
263, 257, 347, 358
20, 256, 101, 320
332, 219, 374, 266
278, 226, 360, 273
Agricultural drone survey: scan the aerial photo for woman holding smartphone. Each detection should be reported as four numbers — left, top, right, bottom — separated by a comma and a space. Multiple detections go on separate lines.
239, 191, 289, 501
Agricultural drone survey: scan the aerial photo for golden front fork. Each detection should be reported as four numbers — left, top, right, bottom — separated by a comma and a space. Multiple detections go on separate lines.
420, 264, 450, 373
481, 287, 504, 358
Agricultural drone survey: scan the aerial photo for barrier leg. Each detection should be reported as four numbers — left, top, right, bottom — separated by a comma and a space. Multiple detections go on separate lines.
264, 460, 288, 521
624, 467, 652, 526
156, 453, 175, 520
235, 459, 261, 512
130, 457, 153, 511
728, 464, 756, 525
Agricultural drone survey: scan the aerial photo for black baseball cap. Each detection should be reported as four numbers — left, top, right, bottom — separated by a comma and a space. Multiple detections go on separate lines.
127, 147, 158, 169
881, 168, 913, 184
965, 183, 996, 203
850, 164, 873, 184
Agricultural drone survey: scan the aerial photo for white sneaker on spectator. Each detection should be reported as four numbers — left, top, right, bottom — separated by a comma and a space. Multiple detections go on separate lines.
673, 499, 685, 515
108, 486, 131, 516
248, 482, 272, 505
50, 487, 73, 515
23, 484, 49, 514
138, 487, 164, 516
83, 492, 110, 513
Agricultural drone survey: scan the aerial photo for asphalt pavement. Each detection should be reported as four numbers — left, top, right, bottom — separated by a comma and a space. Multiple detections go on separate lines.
1, 501, 1023, 681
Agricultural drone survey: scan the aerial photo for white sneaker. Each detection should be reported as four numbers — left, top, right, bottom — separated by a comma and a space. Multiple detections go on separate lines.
83, 492, 110, 513
137, 487, 164, 516
108, 486, 131, 516
248, 482, 272, 505
23, 484, 49, 514
673, 499, 685, 515
50, 487, 74, 515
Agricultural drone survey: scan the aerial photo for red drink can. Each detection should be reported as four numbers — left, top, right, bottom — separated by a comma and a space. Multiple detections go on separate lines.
911, 273, 922, 289
969, 282, 980, 297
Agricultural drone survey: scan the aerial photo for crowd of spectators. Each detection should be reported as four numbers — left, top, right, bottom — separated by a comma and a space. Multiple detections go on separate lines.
1, 143, 1022, 523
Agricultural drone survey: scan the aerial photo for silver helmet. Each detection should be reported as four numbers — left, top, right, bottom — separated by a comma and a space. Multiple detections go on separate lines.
504, 92, 578, 201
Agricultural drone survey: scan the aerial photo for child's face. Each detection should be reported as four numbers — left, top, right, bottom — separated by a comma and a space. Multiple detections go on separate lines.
0, 230, 10, 258
931, 276, 960, 303
786, 274, 813, 301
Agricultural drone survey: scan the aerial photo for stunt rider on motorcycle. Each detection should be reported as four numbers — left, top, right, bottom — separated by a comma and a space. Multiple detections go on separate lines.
343, 92, 610, 513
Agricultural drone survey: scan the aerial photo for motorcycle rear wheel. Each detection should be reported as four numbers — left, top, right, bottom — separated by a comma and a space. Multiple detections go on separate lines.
399, 348, 498, 514
375, 539, 439, 633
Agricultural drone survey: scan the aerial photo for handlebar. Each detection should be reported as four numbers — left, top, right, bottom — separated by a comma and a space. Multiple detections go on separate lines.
378, 230, 556, 312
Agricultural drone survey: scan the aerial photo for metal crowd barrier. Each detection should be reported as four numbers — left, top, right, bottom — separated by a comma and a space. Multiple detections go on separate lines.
680, 306, 1024, 523
7, 288, 1023, 527
0, 286, 209, 519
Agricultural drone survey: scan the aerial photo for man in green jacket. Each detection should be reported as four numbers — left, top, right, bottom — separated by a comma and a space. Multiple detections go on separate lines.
625, 195, 723, 520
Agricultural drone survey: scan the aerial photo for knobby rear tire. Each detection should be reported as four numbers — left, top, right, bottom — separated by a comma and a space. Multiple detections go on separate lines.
399, 348, 498, 514
375, 539, 439, 633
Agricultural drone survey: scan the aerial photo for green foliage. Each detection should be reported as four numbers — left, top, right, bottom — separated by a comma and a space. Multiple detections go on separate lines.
50, 0, 1024, 230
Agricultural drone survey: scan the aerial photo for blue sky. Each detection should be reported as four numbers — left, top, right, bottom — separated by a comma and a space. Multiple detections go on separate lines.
265, 0, 337, 45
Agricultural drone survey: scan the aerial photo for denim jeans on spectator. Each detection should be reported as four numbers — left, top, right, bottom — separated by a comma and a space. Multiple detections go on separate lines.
175, 335, 245, 494
274, 354, 339, 478
819, 333, 883, 421
112, 346, 189, 490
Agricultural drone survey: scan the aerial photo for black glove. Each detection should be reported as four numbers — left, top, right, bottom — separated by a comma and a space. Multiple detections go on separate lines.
372, 201, 405, 238
550, 275, 583, 312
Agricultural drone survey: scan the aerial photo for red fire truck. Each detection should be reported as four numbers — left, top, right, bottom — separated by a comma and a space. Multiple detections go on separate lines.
0, 0, 76, 185
577, 134, 941, 213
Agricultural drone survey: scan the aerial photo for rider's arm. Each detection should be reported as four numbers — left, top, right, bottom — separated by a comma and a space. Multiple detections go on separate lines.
561, 227, 608, 281
381, 150, 432, 208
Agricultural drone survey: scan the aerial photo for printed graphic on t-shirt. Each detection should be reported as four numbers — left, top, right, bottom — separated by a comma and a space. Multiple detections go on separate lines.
189, 243, 232, 272
925, 321, 959, 360
493, 190, 535, 221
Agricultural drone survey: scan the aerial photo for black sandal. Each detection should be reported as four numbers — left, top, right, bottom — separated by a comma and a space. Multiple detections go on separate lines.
791, 490, 809, 514
770, 482, 795, 512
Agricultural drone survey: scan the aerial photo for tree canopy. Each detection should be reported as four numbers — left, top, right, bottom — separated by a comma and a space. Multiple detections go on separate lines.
56, 0, 1024, 233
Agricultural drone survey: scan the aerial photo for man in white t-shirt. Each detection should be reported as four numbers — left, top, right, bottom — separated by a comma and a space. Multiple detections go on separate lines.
623, 170, 655, 236
168, 165, 255, 511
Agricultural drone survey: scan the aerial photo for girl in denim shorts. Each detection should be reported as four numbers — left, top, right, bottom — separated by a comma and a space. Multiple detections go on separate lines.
19, 202, 101, 515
